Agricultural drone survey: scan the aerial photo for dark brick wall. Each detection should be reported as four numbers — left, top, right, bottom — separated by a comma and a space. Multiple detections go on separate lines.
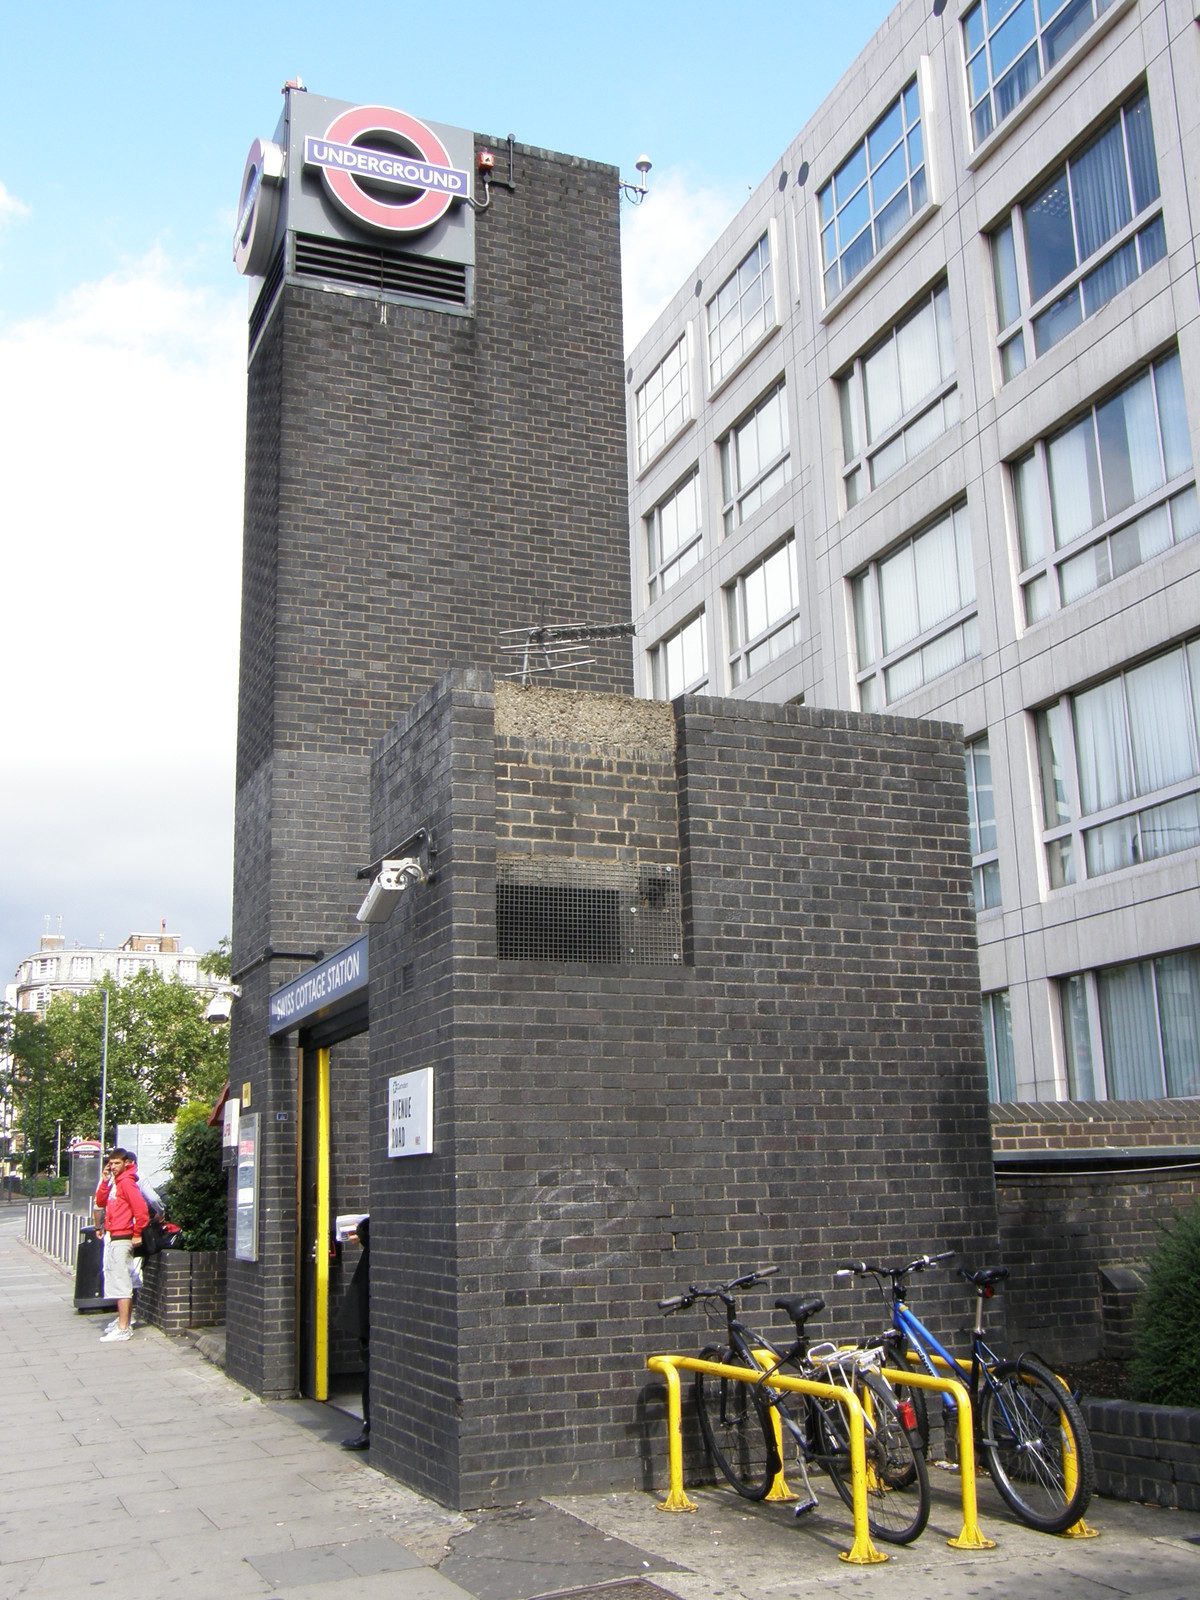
227, 136, 633, 1396
991, 1100, 1200, 1363
1084, 1398, 1200, 1510
141, 1250, 227, 1335
366, 674, 999, 1509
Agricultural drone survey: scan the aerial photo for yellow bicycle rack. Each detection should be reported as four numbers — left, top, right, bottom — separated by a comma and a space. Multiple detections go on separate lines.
646, 1352, 887, 1566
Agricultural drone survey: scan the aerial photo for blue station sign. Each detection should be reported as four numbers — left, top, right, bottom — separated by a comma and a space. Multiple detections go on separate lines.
268, 937, 368, 1036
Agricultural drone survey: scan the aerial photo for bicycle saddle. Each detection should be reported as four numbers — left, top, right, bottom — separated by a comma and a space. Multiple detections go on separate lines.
775, 1293, 825, 1328
959, 1266, 1009, 1289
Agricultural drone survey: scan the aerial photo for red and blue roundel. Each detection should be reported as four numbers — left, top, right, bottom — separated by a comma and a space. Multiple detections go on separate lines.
304, 105, 469, 236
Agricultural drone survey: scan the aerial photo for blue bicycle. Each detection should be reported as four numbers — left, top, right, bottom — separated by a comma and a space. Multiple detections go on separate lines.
836, 1254, 1094, 1534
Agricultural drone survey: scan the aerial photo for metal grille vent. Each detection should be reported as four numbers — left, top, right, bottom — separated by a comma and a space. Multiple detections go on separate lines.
292, 232, 469, 306
496, 858, 681, 964
248, 245, 285, 352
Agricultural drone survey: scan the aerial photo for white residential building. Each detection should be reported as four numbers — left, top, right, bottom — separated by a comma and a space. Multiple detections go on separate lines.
626, 0, 1200, 1103
7, 931, 217, 1016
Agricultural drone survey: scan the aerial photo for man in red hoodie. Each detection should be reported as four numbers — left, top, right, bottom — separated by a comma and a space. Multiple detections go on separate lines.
93, 1149, 149, 1343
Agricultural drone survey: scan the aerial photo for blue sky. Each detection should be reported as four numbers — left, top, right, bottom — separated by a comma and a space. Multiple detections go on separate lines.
0, 0, 894, 989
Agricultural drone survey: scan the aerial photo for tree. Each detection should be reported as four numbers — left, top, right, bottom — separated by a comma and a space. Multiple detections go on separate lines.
202, 936, 232, 981
17, 972, 229, 1147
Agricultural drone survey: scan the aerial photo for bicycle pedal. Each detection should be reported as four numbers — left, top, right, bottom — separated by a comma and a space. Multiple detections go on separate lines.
793, 1497, 819, 1517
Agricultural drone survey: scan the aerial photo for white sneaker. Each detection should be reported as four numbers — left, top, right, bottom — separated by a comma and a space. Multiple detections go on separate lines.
99, 1325, 133, 1343
103, 1315, 140, 1333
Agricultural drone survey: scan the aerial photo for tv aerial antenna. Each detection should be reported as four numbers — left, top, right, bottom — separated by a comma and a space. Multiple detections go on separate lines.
500, 621, 636, 688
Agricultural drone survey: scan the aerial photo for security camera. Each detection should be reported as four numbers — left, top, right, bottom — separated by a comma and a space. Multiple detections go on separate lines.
204, 983, 242, 1024
356, 857, 425, 925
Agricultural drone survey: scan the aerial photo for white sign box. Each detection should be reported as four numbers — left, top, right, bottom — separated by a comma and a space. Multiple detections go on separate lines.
388, 1068, 433, 1157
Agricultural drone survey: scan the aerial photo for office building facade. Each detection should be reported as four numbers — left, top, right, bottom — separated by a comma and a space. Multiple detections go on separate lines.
626, 0, 1200, 1104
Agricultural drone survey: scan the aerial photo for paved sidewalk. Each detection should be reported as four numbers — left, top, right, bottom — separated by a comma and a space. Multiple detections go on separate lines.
4, 1209, 1200, 1600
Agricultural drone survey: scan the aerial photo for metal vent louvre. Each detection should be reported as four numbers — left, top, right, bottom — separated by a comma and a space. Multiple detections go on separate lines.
292, 232, 469, 305
248, 245, 285, 352
496, 858, 682, 965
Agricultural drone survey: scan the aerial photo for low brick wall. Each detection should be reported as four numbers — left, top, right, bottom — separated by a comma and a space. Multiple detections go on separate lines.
139, 1250, 226, 1334
1083, 1398, 1200, 1511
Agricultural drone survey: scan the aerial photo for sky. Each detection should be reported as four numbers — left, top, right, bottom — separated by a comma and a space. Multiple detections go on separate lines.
0, 0, 895, 990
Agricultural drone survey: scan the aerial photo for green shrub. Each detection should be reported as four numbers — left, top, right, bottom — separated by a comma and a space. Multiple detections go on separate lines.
1128, 1201, 1200, 1408
175, 1101, 214, 1134
161, 1118, 227, 1251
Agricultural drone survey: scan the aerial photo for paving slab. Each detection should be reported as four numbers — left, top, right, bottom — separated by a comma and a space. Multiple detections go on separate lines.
6, 1210, 1200, 1600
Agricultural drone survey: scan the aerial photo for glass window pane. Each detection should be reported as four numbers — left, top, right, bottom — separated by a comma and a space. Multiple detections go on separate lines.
1044, 0, 1095, 68
989, 0, 1037, 80
869, 433, 906, 489
879, 546, 919, 652
1096, 369, 1163, 517
1013, 453, 1049, 565
913, 514, 961, 631
1124, 91, 1161, 214
1140, 793, 1200, 863
1155, 352, 1192, 481
1080, 236, 1138, 319
896, 295, 941, 412
852, 573, 876, 668
1037, 702, 1073, 825
964, 2, 985, 56
1001, 332, 1027, 381
1125, 649, 1196, 793
994, 45, 1041, 124
1072, 117, 1132, 262
1171, 486, 1200, 543
868, 101, 904, 169
834, 146, 867, 210
1156, 951, 1200, 1098
839, 370, 861, 458
1024, 573, 1051, 622
864, 338, 902, 441
1033, 286, 1084, 355
1074, 675, 1134, 813
1047, 414, 1103, 546
986, 991, 1016, 1099
1061, 975, 1096, 1097
870, 143, 908, 214
1025, 171, 1077, 301
1098, 960, 1165, 1098
992, 224, 1022, 330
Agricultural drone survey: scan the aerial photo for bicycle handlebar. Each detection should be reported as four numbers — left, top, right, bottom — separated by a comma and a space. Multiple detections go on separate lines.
835, 1251, 956, 1282
657, 1265, 779, 1313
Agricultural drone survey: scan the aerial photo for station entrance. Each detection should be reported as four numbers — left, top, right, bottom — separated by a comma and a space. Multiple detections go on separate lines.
268, 942, 370, 1416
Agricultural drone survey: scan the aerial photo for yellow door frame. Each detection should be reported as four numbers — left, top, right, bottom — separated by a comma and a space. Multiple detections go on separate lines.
314, 1045, 331, 1401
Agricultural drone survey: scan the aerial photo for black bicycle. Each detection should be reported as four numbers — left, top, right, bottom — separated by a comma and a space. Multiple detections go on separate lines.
836, 1254, 1095, 1534
660, 1267, 930, 1545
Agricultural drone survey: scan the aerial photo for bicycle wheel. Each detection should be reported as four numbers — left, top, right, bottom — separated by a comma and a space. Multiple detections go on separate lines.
888, 1337, 931, 1454
822, 1372, 930, 1545
694, 1346, 778, 1500
979, 1357, 1095, 1533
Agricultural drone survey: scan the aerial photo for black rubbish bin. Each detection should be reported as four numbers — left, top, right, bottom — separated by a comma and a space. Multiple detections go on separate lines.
74, 1227, 114, 1312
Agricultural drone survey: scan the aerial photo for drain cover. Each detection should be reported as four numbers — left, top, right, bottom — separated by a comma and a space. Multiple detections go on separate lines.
529, 1582, 675, 1600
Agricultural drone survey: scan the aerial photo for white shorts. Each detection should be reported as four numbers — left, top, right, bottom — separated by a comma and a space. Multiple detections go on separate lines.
103, 1236, 135, 1300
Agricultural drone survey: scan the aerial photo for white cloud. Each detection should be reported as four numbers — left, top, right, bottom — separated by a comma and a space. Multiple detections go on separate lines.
0, 180, 30, 227
0, 251, 246, 976
620, 167, 743, 352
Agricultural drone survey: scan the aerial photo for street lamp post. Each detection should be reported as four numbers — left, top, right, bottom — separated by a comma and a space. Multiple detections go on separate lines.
98, 985, 110, 1155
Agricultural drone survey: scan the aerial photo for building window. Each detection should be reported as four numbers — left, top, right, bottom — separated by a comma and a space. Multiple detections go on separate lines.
707, 234, 774, 389
838, 281, 957, 508
646, 470, 702, 603
1035, 636, 1200, 887
650, 611, 708, 699
727, 536, 801, 686
990, 89, 1163, 379
719, 382, 791, 535
818, 79, 927, 304
33, 957, 56, 980
964, 0, 1117, 147
1060, 948, 1200, 1100
851, 503, 978, 710
70, 956, 92, 981
635, 335, 691, 470
982, 990, 1017, 1101
1013, 350, 1196, 625
966, 737, 1001, 910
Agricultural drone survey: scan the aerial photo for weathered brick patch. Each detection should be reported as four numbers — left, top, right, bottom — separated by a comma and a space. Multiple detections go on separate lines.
140, 1250, 227, 1334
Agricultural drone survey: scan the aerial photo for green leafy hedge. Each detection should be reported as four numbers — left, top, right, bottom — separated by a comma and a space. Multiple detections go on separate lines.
161, 1114, 227, 1252
1128, 1201, 1200, 1409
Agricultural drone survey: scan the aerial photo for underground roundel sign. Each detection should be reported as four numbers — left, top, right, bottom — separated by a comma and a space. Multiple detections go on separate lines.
304, 105, 469, 235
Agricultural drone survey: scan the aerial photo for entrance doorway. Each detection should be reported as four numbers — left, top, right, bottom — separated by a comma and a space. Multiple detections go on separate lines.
298, 1031, 370, 1413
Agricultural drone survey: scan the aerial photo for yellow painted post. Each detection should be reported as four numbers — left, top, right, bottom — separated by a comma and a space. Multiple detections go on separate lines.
751, 1348, 795, 1502
646, 1357, 697, 1510
314, 1046, 331, 1403
881, 1365, 996, 1551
